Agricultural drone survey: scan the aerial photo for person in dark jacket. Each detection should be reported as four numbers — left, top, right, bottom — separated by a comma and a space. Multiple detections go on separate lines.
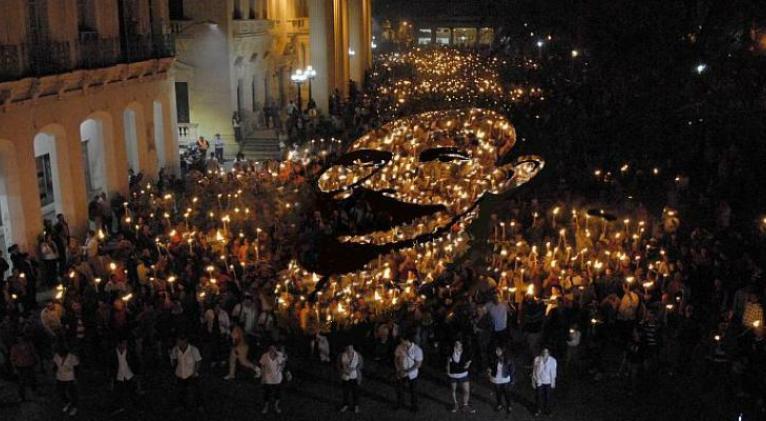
108, 338, 141, 414
8, 245, 37, 311
487, 345, 515, 413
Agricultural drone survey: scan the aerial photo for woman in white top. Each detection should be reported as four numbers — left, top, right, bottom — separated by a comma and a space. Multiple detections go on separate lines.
446, 340, 474, 413
337, 343, 364, 413
53, 343, 80, 416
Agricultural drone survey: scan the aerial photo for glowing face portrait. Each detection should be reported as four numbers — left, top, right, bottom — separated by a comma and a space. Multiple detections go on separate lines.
317, 108, 543, 251
278, 108, 542, 326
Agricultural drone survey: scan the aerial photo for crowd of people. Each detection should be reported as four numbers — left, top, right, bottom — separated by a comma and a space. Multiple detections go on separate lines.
0, 37, 764, 421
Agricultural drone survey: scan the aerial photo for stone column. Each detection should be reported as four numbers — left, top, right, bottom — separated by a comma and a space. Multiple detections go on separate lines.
45, 125, 80, 227
308, 0, 333, 114
13, 139, 44, 251
109, 109, 130, 197
333, 0, 350, 96
141, 99, 160, 180
97, 112, 124, 196
161, 82, 181, 176
63, 119, 90, 236
348, 0, 372, 85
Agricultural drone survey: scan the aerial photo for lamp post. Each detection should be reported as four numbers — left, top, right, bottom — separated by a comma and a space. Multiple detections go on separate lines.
290, 68, 307, 111
304, 65, 317, 107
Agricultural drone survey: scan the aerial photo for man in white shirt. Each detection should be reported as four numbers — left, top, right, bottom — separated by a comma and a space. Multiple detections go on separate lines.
232, 295, 258, 337
170, 335, 204, 411
110, 339, 139, 414
259, 344, 286, 414
53, 347, 80, 415
394, 335, 423, 412
214, 134, 225, 162
532, 348, 557, 415
338, 343, 363, 413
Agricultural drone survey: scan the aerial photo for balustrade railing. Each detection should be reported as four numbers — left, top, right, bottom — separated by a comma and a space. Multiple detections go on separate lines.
178, 123, 199, 148
0, 32, 175, 83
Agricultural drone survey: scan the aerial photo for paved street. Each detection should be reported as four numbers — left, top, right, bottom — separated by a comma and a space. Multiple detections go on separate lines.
0, 338, 740, 421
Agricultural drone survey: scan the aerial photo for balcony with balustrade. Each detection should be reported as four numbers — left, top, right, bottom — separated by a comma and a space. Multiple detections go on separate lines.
232, 19, 275, 38
177, 122, 199, 149
0, 32, 175, 83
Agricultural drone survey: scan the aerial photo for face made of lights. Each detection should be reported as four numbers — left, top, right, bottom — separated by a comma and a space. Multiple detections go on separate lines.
317, 108, 544, 249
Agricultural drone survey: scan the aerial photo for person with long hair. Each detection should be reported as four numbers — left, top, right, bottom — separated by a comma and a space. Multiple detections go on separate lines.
446, 339, 475, 413
487, 345, 515, 413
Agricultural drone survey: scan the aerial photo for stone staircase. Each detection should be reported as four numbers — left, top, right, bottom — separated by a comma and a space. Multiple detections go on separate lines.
239, 129, 282, 160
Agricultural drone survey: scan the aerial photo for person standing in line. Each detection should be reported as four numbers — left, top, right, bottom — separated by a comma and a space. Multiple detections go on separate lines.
394, 334, 423, 412
259, 343, 287, 414
487, 345, 515, 413
446, 339, 475, 413
39, 233, 59, 286
485, 294, 512, 347
214, 134, 225, 162
337, 342, 363, 413
53, 213, 70, 274
566, 324, 582, 370
232, 112, 242, 143
10, 334, 39, 402
532, 348, 557, 416
109, 338, 141, 414
169, 334, 204, 412
53, 342, 80, 416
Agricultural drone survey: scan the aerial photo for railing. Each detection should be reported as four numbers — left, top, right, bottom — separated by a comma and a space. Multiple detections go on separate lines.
286, 18, 308, 34
78, 34, 120, 69
27, 41, 73, 77
170, 20, 193, 36
178, 123, 199, 148
123, 33, 175, 63
0, 32, 175, 83
232, 20, 274, 37
0, 44, 24, 81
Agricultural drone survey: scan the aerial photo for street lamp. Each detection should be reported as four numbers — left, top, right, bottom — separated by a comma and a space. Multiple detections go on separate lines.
536, 39, 544, 59
695, 63, 707, 74
304, 65, 317, 106
290, 69, 307, 110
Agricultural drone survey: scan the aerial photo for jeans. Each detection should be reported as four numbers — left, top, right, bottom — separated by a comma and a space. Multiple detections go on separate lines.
177, 377, 203, 409
112, 378, 138, 409
342, 379, 359, 407
493, 382, 511, 408
263, 383, 282, 404
16, 366, 37, 400
57, 380, 78, 408
491, 328, 509, 348
396, 377, 418, 410
535, 384, 553, 413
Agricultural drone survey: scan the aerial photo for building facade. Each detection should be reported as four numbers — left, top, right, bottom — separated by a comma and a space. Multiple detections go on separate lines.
0, 0, 179, 254
171, 0, 372, 151
374, 0, 496, 49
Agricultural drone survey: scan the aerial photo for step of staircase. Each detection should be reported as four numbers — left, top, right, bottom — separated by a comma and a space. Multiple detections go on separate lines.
240, 134, 282, 160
